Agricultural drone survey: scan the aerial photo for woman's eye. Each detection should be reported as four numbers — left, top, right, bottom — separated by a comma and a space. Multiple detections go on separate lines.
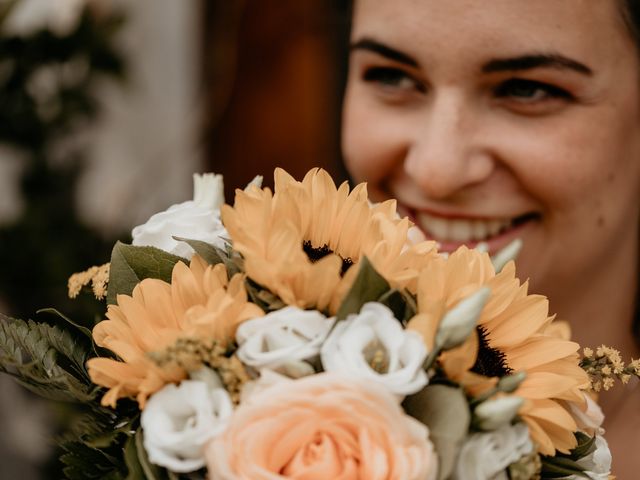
495, 79, 572, 103
362, 67, 423, 92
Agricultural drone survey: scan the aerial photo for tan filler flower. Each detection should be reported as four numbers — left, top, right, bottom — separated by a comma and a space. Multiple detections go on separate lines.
206, 372, 438, 480
407, 247, 589, 456
221, 168, 437, 313
87, 256, 263, 408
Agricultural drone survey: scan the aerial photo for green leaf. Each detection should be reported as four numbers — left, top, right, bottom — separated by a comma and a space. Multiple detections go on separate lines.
61, 440, 126, 479
403, 384, 471, 480
37, 308, 94, 340
244, 278, 286, 312
336, 257, 391, 320
540, 456, 589, 478
124, 428, 170, 480
173, 237, 243, 277
571, 432, 597, 459
107, 242, 187, 305
377, 289, 417, 324
0, 314, 95, 402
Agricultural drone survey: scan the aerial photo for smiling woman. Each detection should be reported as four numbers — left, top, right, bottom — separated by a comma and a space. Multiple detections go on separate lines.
341, 0, 640, 474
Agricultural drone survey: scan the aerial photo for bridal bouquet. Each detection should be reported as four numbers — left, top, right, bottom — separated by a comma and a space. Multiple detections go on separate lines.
0, 168, 626, 479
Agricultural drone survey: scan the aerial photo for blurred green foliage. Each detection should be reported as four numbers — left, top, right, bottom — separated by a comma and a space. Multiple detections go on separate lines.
0, 7, 126, 323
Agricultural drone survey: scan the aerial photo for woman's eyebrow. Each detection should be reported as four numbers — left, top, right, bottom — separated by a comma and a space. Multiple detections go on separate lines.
482, 54, 593, 75
350, 38, 418, 67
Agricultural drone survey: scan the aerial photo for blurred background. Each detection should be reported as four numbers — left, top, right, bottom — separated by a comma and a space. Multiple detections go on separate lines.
0, 0, 350, 477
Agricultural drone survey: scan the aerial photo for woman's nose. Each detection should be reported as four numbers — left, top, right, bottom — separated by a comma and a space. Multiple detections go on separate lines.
403, 92, 495, 200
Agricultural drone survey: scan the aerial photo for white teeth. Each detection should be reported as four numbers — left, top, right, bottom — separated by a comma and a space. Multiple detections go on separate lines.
416, 213, 513, 243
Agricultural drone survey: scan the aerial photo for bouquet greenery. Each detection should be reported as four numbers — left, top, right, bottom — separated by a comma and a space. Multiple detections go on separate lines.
1, 168, 634, 479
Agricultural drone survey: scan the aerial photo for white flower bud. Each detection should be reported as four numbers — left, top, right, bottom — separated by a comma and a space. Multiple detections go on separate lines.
565, 435, 612, 480
491, 239, 523, 273
245, 175, 263, 190
435, 287, 490, 350
497, 371, 527, 394
474, 396, 524, 431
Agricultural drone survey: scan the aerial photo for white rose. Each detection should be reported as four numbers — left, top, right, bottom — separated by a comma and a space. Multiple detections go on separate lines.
2, 0, 90, 37
236, 307, 333, 376
132, 173, 227, 259
566, 435, 612, 480
141, 379, 233, 473
453, 422, 533, 480
321, 302, 428, 397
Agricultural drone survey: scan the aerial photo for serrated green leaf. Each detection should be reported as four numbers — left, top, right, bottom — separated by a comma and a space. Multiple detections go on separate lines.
107, 242, 187, 305
0, 315, 95, 402
336, 257, 390, 320
403, 384, 470, 480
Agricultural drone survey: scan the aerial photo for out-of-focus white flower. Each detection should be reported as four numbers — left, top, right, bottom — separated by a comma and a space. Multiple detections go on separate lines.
453, 422, 533, 480
567, 435, 612, 480
474, 396, 524, 431
132, 173, 227, 259
236, 307, 333, 376
435, 287, 490, 350
141, 378, 233, 473
1, 0, 90, 37
321, 302, 428, 397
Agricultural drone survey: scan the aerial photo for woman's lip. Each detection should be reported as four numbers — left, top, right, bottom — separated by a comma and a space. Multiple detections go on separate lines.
398, 204, 529, 221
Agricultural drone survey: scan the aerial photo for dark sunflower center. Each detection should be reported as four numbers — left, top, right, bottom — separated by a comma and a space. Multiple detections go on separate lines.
302, 240, 354, 276
471, 326, 512, 378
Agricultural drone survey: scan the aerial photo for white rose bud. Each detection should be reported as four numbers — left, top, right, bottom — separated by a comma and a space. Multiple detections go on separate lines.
321, 302, 428, 398
132, 173, 227, 259
141, 379, 233, 473
453, 423, 533, 480
435, 288, 490, 350
567, 435, 612, 480
236, 307, 333, 375
491, 239, 523, 273
474, 396, 524, 431
566, 392, 605, 436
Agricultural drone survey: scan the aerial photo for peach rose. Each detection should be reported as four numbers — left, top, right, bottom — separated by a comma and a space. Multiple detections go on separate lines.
205, 372, 438, 480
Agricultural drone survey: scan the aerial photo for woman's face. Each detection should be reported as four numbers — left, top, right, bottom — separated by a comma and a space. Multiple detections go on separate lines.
343, 0, 640, 303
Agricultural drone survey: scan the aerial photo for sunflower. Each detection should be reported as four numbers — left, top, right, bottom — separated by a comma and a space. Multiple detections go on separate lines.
220, 168, 437, 313
86, 256, 264, 408
407, 246, 589, 456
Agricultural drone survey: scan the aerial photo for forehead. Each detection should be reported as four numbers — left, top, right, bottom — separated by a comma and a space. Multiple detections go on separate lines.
352, 0, 633, 67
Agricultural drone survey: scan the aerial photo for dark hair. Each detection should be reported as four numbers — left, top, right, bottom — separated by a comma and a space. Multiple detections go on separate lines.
618, 1, 640, 337
620, 0, 640, 45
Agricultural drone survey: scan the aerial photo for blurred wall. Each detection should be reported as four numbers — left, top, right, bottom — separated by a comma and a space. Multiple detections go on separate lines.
75, 0, 203, 236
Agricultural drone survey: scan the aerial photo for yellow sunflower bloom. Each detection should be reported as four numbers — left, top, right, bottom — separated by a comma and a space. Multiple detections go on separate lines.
221, 168, 437, 313
407, 246, 589, 456
87, 256, 264, 408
